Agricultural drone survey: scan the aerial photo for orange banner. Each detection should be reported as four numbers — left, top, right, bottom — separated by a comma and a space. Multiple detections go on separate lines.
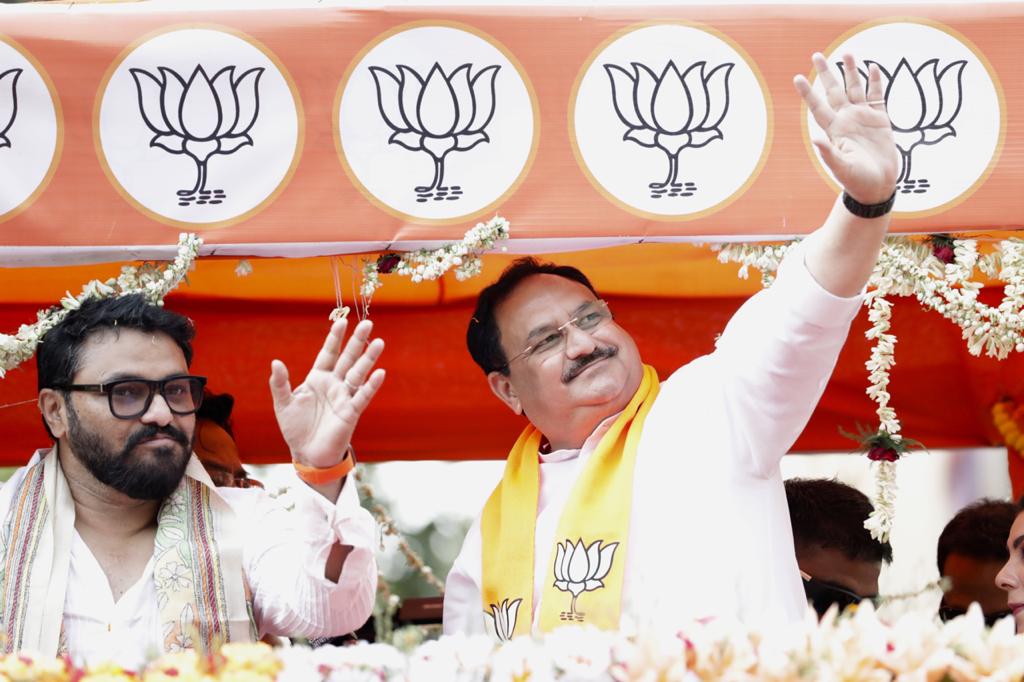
0, 3, 1021, 265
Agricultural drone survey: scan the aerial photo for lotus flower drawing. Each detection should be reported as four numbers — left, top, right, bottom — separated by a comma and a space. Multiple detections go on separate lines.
839, 57, 966, 193
130, 64, 264, 203
486, 598, 522, 642
0, 68, 23, 149
605, 60, 733, 196
369, 62, 500, 201
553, 538, 619, 621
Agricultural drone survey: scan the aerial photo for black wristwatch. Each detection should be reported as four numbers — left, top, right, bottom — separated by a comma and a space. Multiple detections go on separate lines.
842, 190, 896, 219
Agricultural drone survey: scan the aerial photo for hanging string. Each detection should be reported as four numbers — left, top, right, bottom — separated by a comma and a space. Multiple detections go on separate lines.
0, 398, 37, 411
328, 257, 349, 322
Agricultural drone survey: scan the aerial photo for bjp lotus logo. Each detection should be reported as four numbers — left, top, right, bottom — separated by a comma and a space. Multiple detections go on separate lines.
552, 538, 619, 622
485, 597, 522, 642
130, 64, 264, 205
0, 68, 22, 149
369, 62, 500, 202
840, 57, 966, 195
605, 60, 733, 198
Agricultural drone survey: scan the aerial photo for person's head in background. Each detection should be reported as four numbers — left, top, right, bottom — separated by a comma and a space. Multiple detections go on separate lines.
785, 478, 892, 617
939, 498, 1015, 626
994, 497, 1024, 631
194, 391, 262, 489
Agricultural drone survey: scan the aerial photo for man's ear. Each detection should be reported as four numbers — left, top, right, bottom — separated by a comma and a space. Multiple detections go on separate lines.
486, 371, 522, 415
38, 389, 69, 439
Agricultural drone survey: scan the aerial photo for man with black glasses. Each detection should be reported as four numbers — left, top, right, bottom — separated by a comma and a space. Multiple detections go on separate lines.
785, 478, 891, 617
4, 294, 383, 668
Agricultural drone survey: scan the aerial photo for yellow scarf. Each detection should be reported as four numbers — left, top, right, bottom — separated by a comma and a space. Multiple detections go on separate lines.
480, 364, 659, 640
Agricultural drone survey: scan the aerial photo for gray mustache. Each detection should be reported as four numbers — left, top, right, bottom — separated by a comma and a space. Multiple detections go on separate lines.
562, 346, 618, 383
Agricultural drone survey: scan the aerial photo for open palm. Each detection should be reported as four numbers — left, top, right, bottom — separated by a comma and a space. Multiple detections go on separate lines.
269, 319, 385, 468
795, 53, 899, 205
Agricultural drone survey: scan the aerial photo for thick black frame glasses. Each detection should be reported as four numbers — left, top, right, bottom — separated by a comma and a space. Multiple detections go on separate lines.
57, 375, 207, 419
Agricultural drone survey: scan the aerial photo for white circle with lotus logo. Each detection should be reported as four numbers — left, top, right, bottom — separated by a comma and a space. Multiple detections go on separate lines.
572, 23, 770, 220
336, 24, 537, 223
0, 37, 60, 221
97, 28, 301, 227
807, 22, 1002, 215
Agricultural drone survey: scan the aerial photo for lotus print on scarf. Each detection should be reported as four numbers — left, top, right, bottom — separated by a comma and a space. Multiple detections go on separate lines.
486, 598, 522, 642
369, 62, 500, 202
130, 64, 264, 206
553, 538, 619, 622
0, 68, 22, 150
839, 57, 966, 195
604, 60, 733, 198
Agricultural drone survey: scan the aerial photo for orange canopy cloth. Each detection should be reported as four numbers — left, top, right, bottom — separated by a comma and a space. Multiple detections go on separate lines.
0, 2, 1021, 265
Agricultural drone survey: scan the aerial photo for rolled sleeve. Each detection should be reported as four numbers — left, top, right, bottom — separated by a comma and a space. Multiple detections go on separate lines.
241, 472, 378, 639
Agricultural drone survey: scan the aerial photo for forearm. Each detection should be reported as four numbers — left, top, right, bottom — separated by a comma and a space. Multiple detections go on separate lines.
804, 195, 891, 298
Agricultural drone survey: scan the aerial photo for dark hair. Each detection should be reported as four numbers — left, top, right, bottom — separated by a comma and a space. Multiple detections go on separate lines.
936, 498, 1017, 575
467, 257, 598, 374
785, 478, 893, 564
197, 391, 235, 438
36, 294, 195, 438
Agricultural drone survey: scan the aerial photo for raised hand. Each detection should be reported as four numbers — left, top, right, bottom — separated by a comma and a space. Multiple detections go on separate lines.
269, 318, 385, 469
794, 53, 899, 204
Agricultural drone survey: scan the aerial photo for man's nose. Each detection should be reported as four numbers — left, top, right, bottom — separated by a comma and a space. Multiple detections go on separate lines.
563, 323, 598, 358
140, 392, 174, 426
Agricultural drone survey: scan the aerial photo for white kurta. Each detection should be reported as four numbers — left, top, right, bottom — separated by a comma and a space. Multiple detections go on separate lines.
0, 453, 377, 669
443, 236, 863, 635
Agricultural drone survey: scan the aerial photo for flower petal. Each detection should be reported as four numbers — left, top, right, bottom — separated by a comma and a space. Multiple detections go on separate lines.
218, 133, 253, 154
584, 579, 604, 591
604, 64, 642, 128
886, 58, 925, 132
418, 63, 458, 137
689, 129, 723, 148
568, 538, 589, 583
454, 131, 488, 151
398, 65, 424, 132
210, 66, 239, 137
914, 59, 942, 128
652, 61, 691, 134
593, 541, 619, 580
505, 598, 522, 637
230, 67, 264, 136
933, 60, 966, 128
151, 133, 186, 154
369, 66, 408, 131
180, 65, 221, 140
448, 63, 475, 133
561, 538, 573, 579
158, 67, 187, 136
585, 540, 602, 579
129, 68, 170, 135
468, 64, 500, 133
624, 127, 657, 147
631, 62, 658, 130
920, 125, 956, 146
388, 130, 423, 151
682, 61, 709, 129
700, 63, 733, 130
553, 542, 566, 582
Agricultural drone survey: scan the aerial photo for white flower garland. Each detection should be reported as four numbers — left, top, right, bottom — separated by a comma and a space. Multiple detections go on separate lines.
0, 233, 202, 379
360, 216, 510, 300
718, 235, 1024, 543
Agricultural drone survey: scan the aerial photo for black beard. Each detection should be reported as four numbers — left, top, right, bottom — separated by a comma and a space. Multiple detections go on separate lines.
562, 345, 619, 383
65, 402, 192, 500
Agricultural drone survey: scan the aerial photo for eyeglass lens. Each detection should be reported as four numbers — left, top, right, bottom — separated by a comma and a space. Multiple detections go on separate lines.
109, 377, 204, 418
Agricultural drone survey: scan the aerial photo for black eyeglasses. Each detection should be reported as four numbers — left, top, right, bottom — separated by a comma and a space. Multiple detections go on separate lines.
801, 571, 877, 617
57, 375, 207, 419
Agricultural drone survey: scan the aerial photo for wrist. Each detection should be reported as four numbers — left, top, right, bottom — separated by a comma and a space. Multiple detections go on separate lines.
293, 446, 356, 485
842, 189, 896, 219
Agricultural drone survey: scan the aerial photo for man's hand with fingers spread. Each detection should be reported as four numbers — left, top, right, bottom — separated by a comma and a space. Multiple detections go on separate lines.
269, 318, 385, 487
793, 52, 899, 205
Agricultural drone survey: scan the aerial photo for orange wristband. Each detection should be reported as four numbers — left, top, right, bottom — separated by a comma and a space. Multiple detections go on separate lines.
293, 446, 355, 485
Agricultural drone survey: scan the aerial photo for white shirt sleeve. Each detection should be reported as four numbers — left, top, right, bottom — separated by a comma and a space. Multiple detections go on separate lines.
705, 233, 864, 477
231, 473, 378, 639
442, 517, 485, 636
